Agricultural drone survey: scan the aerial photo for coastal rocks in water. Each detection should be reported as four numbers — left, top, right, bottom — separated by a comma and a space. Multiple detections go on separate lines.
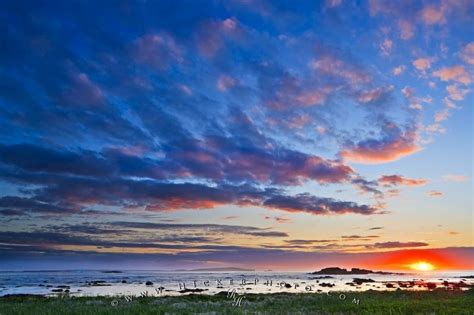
121, 280, 127, 284
145, 281, 153, 286
353, 278, 375, 285
284, 283, 292, 289
426, 283, 437, 290
319, 282, 335, 288
1, 294, 44, 298
309, 276, 334, 280
385, 283, 395, 288
178, 288, 208, 294
86, 280, 110, 286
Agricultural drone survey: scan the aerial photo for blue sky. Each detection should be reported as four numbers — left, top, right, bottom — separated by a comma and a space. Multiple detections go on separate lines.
0, 0, 472, 271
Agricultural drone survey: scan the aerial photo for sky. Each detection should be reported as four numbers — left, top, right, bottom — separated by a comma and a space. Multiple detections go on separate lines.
0, 0, 473, 271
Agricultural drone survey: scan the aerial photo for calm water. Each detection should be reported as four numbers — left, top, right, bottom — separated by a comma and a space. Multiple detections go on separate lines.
0, 270, 472, 297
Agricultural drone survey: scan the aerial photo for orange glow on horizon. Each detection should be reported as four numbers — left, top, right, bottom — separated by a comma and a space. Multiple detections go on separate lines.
409, 261, 435, 271
369, 249, 467, 271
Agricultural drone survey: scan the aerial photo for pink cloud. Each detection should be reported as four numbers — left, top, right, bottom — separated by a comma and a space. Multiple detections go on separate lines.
295, 90, 327, 106
287, 114, 312, 129
217, 75, 237, 91
380, 38, 393, 56
446, 85, 469, 101
134, 33, 183, 70
420, 5, 446, 25
196, 18, 243, 57
393, 65, 406, 76
357, 86, 393, 103
433, 66, 472, 85
379, 175, 428, 187
428, 190, 443, 197
398, 20, 414, 40
310, 55, 371, 85
434, 108, 450, 123
325, 0, 342, 8
177, 84, 193, 95
442, 174, 469, 182
62, 73, 104, 106
412, 58, 431, 71
341, 130, 420, 164
461, 42, 474, 65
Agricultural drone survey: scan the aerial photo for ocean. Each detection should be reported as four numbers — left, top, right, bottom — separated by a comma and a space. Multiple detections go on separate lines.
1, 270, 472, 297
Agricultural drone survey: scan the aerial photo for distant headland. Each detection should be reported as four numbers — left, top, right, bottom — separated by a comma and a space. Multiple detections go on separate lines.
310, 267, 404, 275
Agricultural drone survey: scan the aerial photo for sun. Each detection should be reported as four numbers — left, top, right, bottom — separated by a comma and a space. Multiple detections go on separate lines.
409, 261, 435, 271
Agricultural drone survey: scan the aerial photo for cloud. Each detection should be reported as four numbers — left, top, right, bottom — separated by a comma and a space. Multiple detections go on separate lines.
217, 75, 237, 91
461, 42, 474, 65
368, 241, 429, 249
341, 235, 380, 241
310, 55, 371, 85
325, 0, 342, 8
284, 239, 336, 245
357, 86, 393, 104
446, 84, 469, 100
412, 58, 431, 71
380, 38, 393, 56
341, 126, 420, 164
196, 18, 243, 57
0, 196, 78, 216
0, 137, 354, 186
0, 167, 378, 216
428, 190, 443, 197
378, 175, 428, 187
263, 193, 379, 215
398, 20, 414, 40
420, 5, 446, 25
393, 65, 406, 75
61, 73, 104, 107
134, 33, 183, 70
433, 66, 472, 85
442, 174, 469, 182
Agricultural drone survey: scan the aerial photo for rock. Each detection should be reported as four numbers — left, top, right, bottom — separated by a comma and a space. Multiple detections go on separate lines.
121, 280, 127, 283
319, 282, 335, 287
427, 283, 436, 290
385, 283, 395, 288
353, 278, 375, 285
145, 281, 153, 286
86, 280, 110, 287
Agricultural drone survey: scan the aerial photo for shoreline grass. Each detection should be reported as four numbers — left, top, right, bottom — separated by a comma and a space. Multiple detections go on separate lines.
1, 289, 473, 314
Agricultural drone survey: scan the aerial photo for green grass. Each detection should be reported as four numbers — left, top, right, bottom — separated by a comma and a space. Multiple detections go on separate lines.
1, 289, 474, 315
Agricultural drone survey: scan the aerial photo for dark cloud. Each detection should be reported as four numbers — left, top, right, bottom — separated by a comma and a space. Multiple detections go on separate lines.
368, 241, 429, 249
263, 193, 378, 215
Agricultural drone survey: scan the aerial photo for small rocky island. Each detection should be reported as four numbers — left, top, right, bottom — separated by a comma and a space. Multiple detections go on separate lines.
310, 267, 404, 275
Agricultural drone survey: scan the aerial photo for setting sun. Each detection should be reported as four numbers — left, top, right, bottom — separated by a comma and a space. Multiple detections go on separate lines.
410, 261, 435, 271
